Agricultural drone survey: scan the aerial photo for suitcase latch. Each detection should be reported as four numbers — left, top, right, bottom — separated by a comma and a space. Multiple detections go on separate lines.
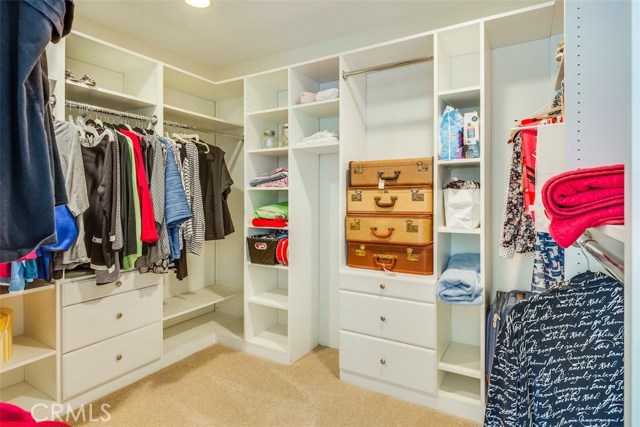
351, 190, 362, 202
350, 219, 361, 231
355, 245, 366, 257
406, 248, 419, 262
406, 220, 419, 233
354, 165, 364, 174
411, 189, 424, 202
416, 162, 428, 172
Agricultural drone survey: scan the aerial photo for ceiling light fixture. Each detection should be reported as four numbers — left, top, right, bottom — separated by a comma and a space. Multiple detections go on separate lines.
185, 0, 211, 8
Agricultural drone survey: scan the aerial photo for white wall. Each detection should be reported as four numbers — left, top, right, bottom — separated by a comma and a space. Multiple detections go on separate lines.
490, 35, 562, 297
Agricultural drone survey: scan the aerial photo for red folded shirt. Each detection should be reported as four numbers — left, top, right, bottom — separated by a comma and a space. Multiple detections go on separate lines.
251, 218, 288, 228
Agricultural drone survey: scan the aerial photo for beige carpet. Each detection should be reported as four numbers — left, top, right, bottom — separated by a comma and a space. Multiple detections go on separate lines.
78, 345, 477, 427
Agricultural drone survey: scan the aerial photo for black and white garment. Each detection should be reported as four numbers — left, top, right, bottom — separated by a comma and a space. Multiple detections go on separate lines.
499, 131, 536, 258
485, 271, 624, 426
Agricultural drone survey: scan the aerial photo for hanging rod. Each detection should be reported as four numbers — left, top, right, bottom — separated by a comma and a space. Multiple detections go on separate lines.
65, 100, 157, 124
580, 232, 624, 283
163, 118, 244, 141
342, 56, 434, 80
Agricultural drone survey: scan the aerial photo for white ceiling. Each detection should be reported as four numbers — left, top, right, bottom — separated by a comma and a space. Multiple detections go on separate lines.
74, 0, 547, 79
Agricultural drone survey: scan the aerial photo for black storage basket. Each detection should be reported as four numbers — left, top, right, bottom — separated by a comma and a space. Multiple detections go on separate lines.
247, 234, 280, 265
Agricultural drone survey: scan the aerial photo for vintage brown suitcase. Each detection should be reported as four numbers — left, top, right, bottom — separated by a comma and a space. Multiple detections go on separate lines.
349, 157, 433, 187
347, 186, 433, 214
347, 242, 433, 275
345, 214, 433, 246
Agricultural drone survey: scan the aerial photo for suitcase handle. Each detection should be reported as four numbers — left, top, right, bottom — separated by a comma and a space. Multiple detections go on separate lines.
377, 171, 401, 181
370, 227, 394, 238
373, 254, 397, 271
374, 196, 398, 208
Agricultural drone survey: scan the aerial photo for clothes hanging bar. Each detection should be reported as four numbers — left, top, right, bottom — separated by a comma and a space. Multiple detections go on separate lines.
163, 118, 244, 141
342, 56, 434, 80
65, 100, 158, 124
580, 232, 624, 283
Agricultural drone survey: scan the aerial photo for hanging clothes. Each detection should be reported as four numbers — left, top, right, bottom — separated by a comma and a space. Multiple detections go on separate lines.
117, 132, 139, 269
499, 131, 536, 258
0, 0, 74, 263
530, 232, 564, 294
198, 145, 235, 240
121, 132, 143, 270
485, 271, 624, 426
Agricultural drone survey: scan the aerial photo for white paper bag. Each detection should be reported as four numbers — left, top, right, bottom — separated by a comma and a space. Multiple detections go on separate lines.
444, 188, 480, 229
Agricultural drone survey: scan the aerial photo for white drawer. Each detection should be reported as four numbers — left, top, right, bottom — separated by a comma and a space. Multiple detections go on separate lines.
339, 330, 436, 394
339, 271, 435, 303
63, 322, 162, 400
340, 291, 436, 348
63, 284, 162, 353
62, 271, 162, 306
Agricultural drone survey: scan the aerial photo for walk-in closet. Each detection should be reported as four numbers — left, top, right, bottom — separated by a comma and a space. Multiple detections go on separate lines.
0, 0, 636, 425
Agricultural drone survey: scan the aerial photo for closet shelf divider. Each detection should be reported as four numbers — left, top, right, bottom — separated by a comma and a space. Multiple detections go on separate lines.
247, 106, 288, 122
0, 335, 56, 374
246, 147, 289, 157
163, 104, 244, 134
162, 285, 242, 322
437, 226, 482, 235
248, 288, 288, 310
248, 325, 288, 353
291, 141, 340, 155
65, 81, 154, 111
291, 98, 339, 118
0, 282, 54, 300
438, 342, 482, 379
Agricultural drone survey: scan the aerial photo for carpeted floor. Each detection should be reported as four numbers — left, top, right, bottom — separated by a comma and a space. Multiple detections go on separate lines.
77, 345, 477, 427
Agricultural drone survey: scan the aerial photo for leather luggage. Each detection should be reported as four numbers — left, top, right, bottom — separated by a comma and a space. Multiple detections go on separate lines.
345, 214, 433, 246
349, 157, 433, 187
347, 242, 433, 275
347, 186, 433, 214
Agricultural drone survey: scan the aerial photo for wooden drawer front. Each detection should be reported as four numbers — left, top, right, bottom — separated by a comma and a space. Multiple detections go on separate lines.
347, 186, 433, 214
340, 271, 435, 303
63, 285, 162, 353
339, 330, 436, 394
346, 214, 432, 245
340, 291, 435, 348
349, 158, 433, 187
63, 322, 162, 400
62, 271, 161, 306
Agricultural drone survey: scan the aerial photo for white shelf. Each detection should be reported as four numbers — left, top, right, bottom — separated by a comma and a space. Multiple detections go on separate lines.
0, 282, 54, 299
247, 106, 288, 123
65, 81, 154, 111
590, 225, 625, 244
293, 141, 340, 154
249, 324, 288, 353
247, 187, 289, 191
438, 86, 481, 109
163, 104, 243, 134
438, 226, 481, 235
247, 263, 288, 271
438, 158, 480, 167
248, 288, 288, 310
0, 335, 56, 374
246, 147, 289, 157
438, 342, 482, 379
0, 382, 56, 415
439, 372, 482, 405
247, 225, 289, 231
163, 285, 242, 321
292, 98, 339, 117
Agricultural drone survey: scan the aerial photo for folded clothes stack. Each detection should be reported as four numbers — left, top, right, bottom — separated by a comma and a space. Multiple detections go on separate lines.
542, 164, 624, 248
254, 201, 289, 220
250, 167, 288, 188
297, 88, 339, 104
436, 253, 483, 305
299, 130, 339, 146
251, 218, 288, 228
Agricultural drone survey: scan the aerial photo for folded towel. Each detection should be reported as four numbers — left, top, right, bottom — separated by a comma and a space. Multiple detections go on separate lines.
254, 202, 289, 220
251, 218, 288, 228
300, 130, 339, 145
316, 88, 339, 101
250, 168, 288, 187
437, 253, 482, 305
542, 164, 624, 248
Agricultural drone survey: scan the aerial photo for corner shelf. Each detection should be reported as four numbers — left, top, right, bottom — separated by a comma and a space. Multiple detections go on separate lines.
65, 81, 154, 111
163, 285, 242, 321
249, 325, 288, 353
0, 282, 54, 300
438, 342, 481, 379
438, 226, 481, 235
293, 141, 340, 155
247, 106, 288, 123
0, 336, 56, 374
248, 288, 288, 310
292, 98, 339, 117
246, 147, 289, 157
163, 104, 243, 134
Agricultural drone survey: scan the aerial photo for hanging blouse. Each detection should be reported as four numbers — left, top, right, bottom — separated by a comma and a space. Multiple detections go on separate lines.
199, 145, 235, 240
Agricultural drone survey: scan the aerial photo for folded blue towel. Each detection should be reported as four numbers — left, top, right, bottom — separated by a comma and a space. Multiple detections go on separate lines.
437, 253, 483, 305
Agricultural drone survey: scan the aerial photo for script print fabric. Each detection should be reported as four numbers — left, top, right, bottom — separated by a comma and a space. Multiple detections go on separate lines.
485, 271, 624, 427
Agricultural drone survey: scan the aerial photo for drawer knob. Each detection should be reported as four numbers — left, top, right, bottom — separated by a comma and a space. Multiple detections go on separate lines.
116, 312, 123, 320
380, 358, 386, 365
116, 354, 123, 361
380, 315, 386, 322
379, 284, 386, 290
115, 281, 123, 287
